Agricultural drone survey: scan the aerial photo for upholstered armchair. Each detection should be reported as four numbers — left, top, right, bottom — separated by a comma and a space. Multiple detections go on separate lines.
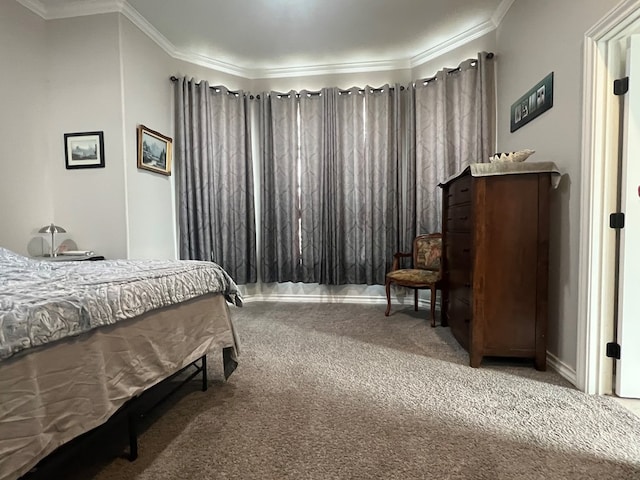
384, 233, 443, 327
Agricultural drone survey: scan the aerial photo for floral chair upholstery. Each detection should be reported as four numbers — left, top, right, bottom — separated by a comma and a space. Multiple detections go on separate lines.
384, 233, 443, 327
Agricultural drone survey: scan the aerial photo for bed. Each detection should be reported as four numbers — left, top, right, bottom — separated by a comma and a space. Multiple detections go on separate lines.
0, 247, 242, 480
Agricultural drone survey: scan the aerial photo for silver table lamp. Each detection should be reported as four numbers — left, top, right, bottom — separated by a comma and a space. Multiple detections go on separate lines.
39, 223, 66, 257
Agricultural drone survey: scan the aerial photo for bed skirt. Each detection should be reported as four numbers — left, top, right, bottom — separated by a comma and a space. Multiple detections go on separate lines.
0, 293, 238, 480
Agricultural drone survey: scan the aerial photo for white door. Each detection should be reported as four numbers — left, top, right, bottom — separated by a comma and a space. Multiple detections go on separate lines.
616, 34, 640, 398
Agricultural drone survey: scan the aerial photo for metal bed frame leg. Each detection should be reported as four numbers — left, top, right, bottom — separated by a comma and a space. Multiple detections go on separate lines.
201, 355, 208, 392
125, 354, 207, 462
127, 412, 138, 461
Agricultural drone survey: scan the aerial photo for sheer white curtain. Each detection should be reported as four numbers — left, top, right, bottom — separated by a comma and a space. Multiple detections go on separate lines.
408, 52, 496, 236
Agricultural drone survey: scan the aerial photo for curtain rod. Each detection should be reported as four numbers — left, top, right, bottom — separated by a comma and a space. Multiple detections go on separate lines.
170, 76, 249, 97
170, 51, 494, 95
418, 51, 494, 86
274, 86, 403, 99
169, 77, 399, 99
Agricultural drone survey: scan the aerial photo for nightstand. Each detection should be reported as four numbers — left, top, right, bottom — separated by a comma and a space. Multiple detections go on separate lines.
39, 254, 105, 262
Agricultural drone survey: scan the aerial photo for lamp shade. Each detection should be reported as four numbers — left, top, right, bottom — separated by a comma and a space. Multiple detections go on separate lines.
38, 223, 67, 234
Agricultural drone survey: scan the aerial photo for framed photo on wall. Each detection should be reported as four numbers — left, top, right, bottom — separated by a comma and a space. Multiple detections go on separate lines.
510, 72, 554, 133
64, 131, 105, 169
137, 125, 172, 176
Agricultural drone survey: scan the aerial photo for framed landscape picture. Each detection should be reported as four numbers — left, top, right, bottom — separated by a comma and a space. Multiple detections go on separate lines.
137, 125, 172, 176
64, 131, 105, 169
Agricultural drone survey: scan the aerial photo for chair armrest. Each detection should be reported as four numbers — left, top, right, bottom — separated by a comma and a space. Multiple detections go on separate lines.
391, 252, 412, 271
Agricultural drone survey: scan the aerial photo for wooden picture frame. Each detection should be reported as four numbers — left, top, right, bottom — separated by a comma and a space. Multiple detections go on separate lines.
137, 125, 172, 176
64, 131, 105, 169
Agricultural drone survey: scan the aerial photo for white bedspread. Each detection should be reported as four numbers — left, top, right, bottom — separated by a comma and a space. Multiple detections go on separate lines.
0, 247, 242, 361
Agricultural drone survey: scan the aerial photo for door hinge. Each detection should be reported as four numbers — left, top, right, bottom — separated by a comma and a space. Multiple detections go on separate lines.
606, 342, 621, 359
614, 77, 629, 96
610, 212, 625, 229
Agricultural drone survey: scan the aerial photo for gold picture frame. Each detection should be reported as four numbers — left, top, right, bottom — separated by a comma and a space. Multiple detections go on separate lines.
137, 125, 172, 176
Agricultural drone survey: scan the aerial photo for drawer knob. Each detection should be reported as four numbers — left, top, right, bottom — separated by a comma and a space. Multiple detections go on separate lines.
460, 188, 470, 193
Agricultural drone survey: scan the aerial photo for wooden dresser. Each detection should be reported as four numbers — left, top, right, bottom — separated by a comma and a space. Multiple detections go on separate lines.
439, 162, 559, 370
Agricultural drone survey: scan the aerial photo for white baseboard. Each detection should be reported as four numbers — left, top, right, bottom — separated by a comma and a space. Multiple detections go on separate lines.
547, 351, 577, 387
242, 292, 435, 308
242, 293, 386, 304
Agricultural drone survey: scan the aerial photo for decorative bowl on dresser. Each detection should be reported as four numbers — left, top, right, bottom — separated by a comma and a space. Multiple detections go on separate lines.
438, 162, 561, 370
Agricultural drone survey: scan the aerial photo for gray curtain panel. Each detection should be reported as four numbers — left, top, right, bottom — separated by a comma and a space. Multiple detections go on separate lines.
259, 91, 306, 283
259, 86, 402, 285
328, 85, 401, 285
398, 85, 417, 253
174, 78, 257, 284
299, 89, 330, 283
409, 52, 496, 237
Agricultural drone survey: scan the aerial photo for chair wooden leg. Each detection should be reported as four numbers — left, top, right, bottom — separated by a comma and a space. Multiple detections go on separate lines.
385, 280, 392, 316
430, 285, 436, 327
414, 289, 418, 311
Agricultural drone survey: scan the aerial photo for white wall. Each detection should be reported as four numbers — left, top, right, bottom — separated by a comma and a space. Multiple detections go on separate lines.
0, 2, 255, 260
47, 13, 127, 260
0, 0, 51, 255
122, 29, 253, 260
495, 0, 621, 371
120, 16, 176, 259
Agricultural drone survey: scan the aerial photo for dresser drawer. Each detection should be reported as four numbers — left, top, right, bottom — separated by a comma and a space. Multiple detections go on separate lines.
447, 293, 471, 350
450, 285, 471, 307
448, 268, 471, 290
446, 175, 472, 207
445, 233, 472, 272
445, 204, 471, 232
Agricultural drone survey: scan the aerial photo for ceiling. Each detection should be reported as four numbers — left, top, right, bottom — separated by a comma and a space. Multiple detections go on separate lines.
23, 0, 512, 78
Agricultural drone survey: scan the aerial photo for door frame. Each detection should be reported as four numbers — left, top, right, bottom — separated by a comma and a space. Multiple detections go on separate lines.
578, 0, 640, 395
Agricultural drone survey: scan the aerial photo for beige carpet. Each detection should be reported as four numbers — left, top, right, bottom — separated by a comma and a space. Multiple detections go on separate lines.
30, 302, 640, 479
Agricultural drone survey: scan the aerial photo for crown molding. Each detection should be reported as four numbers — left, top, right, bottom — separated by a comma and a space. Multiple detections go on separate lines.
255, 58, 411, 80
46, 0, 123, 19
16, 0, 124, 19
409, 20, 496, 68
171, 50, 255, 79
14, 0, 46, 17
584, 0, 640, 41
491, 0, 516, 27
16, 0, 516, 79
119, 1, 173, 55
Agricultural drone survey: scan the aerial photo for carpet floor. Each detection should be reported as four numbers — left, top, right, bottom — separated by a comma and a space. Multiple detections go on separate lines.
29, 302, 640, 479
